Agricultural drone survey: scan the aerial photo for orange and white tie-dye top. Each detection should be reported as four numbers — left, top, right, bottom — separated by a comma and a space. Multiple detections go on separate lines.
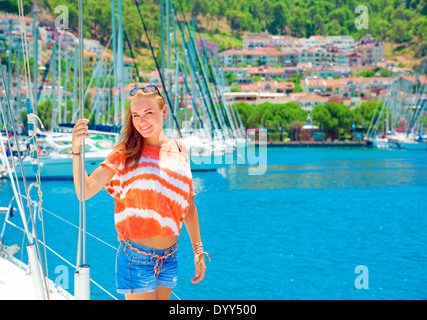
100, 140, 196, 241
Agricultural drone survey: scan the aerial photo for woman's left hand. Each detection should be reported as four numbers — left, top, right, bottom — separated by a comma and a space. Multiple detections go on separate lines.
191, 256, 206, 284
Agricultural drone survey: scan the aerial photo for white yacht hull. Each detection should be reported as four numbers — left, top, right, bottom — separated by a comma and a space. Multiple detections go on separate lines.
12, 155, 107, 180
368, 135, 427, 151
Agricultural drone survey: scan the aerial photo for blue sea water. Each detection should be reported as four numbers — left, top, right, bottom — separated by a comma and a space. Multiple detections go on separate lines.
0, 147, 426, 300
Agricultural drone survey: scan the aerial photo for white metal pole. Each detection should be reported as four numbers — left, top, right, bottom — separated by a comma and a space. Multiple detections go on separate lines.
27, 243, 47, 300
74, 264, 90, 300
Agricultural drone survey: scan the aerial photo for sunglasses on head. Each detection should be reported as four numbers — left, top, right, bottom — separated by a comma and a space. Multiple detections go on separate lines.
129, 85, 161, 97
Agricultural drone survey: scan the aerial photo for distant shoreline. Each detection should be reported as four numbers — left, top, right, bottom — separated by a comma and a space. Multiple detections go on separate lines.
266, 141, 368, 147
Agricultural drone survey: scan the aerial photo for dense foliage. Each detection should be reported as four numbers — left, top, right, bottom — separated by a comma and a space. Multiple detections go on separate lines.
236, 100, 384, 140
6, 0, 426, 56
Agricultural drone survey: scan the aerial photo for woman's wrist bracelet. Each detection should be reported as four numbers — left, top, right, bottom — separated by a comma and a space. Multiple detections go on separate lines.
192, 242, 210, 263
67, 151, 81, 158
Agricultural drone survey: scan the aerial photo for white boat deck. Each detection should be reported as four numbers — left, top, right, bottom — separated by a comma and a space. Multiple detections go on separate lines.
0, 253, 73, 300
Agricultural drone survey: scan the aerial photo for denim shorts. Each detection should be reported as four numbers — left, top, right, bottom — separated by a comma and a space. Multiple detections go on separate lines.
115, 240, 178, 294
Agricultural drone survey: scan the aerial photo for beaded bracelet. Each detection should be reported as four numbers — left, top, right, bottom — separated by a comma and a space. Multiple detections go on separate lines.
192, 242, 210, 263
67, 151, 81, 158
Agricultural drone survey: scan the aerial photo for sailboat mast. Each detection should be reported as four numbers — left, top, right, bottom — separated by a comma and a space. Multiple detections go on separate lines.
57, 34, 62, 125
33, 13, 39, 114
111, 0, 119, 127
63, 37, 70, 124
117, 0, 125, 124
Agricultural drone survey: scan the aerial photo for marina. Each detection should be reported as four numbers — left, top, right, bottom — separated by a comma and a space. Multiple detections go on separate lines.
1, 147, 426, 299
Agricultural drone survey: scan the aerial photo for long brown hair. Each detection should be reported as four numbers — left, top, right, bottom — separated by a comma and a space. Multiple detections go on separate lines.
115, 89, 166, 170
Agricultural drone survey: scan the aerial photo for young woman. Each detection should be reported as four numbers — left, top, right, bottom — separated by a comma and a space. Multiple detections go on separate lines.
71, 86, 208, 300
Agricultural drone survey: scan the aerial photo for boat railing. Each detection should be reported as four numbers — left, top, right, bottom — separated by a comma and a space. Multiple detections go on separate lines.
1, 194, 119, 300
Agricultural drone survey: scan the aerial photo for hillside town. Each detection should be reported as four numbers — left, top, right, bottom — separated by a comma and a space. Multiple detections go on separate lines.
0, 12, 134, 108
217, 31, 425, 114
1, 12, 425, 138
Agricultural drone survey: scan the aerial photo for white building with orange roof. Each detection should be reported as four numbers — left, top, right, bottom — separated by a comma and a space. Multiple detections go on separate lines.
246, 65, 289, 80
0, 12, 33, 35
243, 31, 294, 49
300, 78, 326, 95
241, 80, 295, 94
222, 66, 258, 78
300, 65, 350, 79
295, 92, 328, 111
281, 48, 299, 65
84, 38, 102, 53
346, 52, 362, 67
299, 35, 327, 48
325, 36, 355, 53
323, 78, 345, 96
218, 47, 285, 67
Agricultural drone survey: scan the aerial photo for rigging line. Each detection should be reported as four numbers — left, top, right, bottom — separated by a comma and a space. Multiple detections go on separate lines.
173, 6, 223, 135
202, 39, 235, 136
17, 0, 52, 290
177, 59, 208, 137
24, 197, 162, 301
16, 2, 32, 104
17, 199, 162, 301
0, 104, 31, 241
9, 50, 25, 107
72, 33, 114, 122
0, 46, 48, 284
172, 11, 215, 130
122, 24, 142, 83
133, 0, 182, 137
37, 238, 118, 300
13, 192, 119, 300
88, 63, 114, 123
37, 202, 117, 251
0, 57, 29, 224
0, 83, 51, 302
172, 0, 222, 130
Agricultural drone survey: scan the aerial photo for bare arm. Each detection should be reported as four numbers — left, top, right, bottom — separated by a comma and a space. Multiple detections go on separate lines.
178, 140, 207, 283
184, 196, 207, 284
72, 119, 115, 200
184, 197, 202, 244
72, 158, 115, 200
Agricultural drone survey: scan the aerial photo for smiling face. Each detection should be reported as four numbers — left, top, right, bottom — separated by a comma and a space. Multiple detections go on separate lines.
130, 96, 167, 140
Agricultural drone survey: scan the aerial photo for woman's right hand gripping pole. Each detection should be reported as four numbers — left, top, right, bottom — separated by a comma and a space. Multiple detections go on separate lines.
72, 118, 89, 154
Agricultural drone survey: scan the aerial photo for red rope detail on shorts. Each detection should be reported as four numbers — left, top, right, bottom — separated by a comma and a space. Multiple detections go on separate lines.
124, 240, 177, 278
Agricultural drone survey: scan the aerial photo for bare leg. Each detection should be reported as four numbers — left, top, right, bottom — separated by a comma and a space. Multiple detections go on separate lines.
125, 290, 157, 300
156, 286, 173, 300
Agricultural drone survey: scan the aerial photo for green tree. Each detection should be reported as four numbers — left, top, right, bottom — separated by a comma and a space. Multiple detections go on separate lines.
230, 83, 241, 92
350, 100, 383, 128
311, 102, 352, 136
